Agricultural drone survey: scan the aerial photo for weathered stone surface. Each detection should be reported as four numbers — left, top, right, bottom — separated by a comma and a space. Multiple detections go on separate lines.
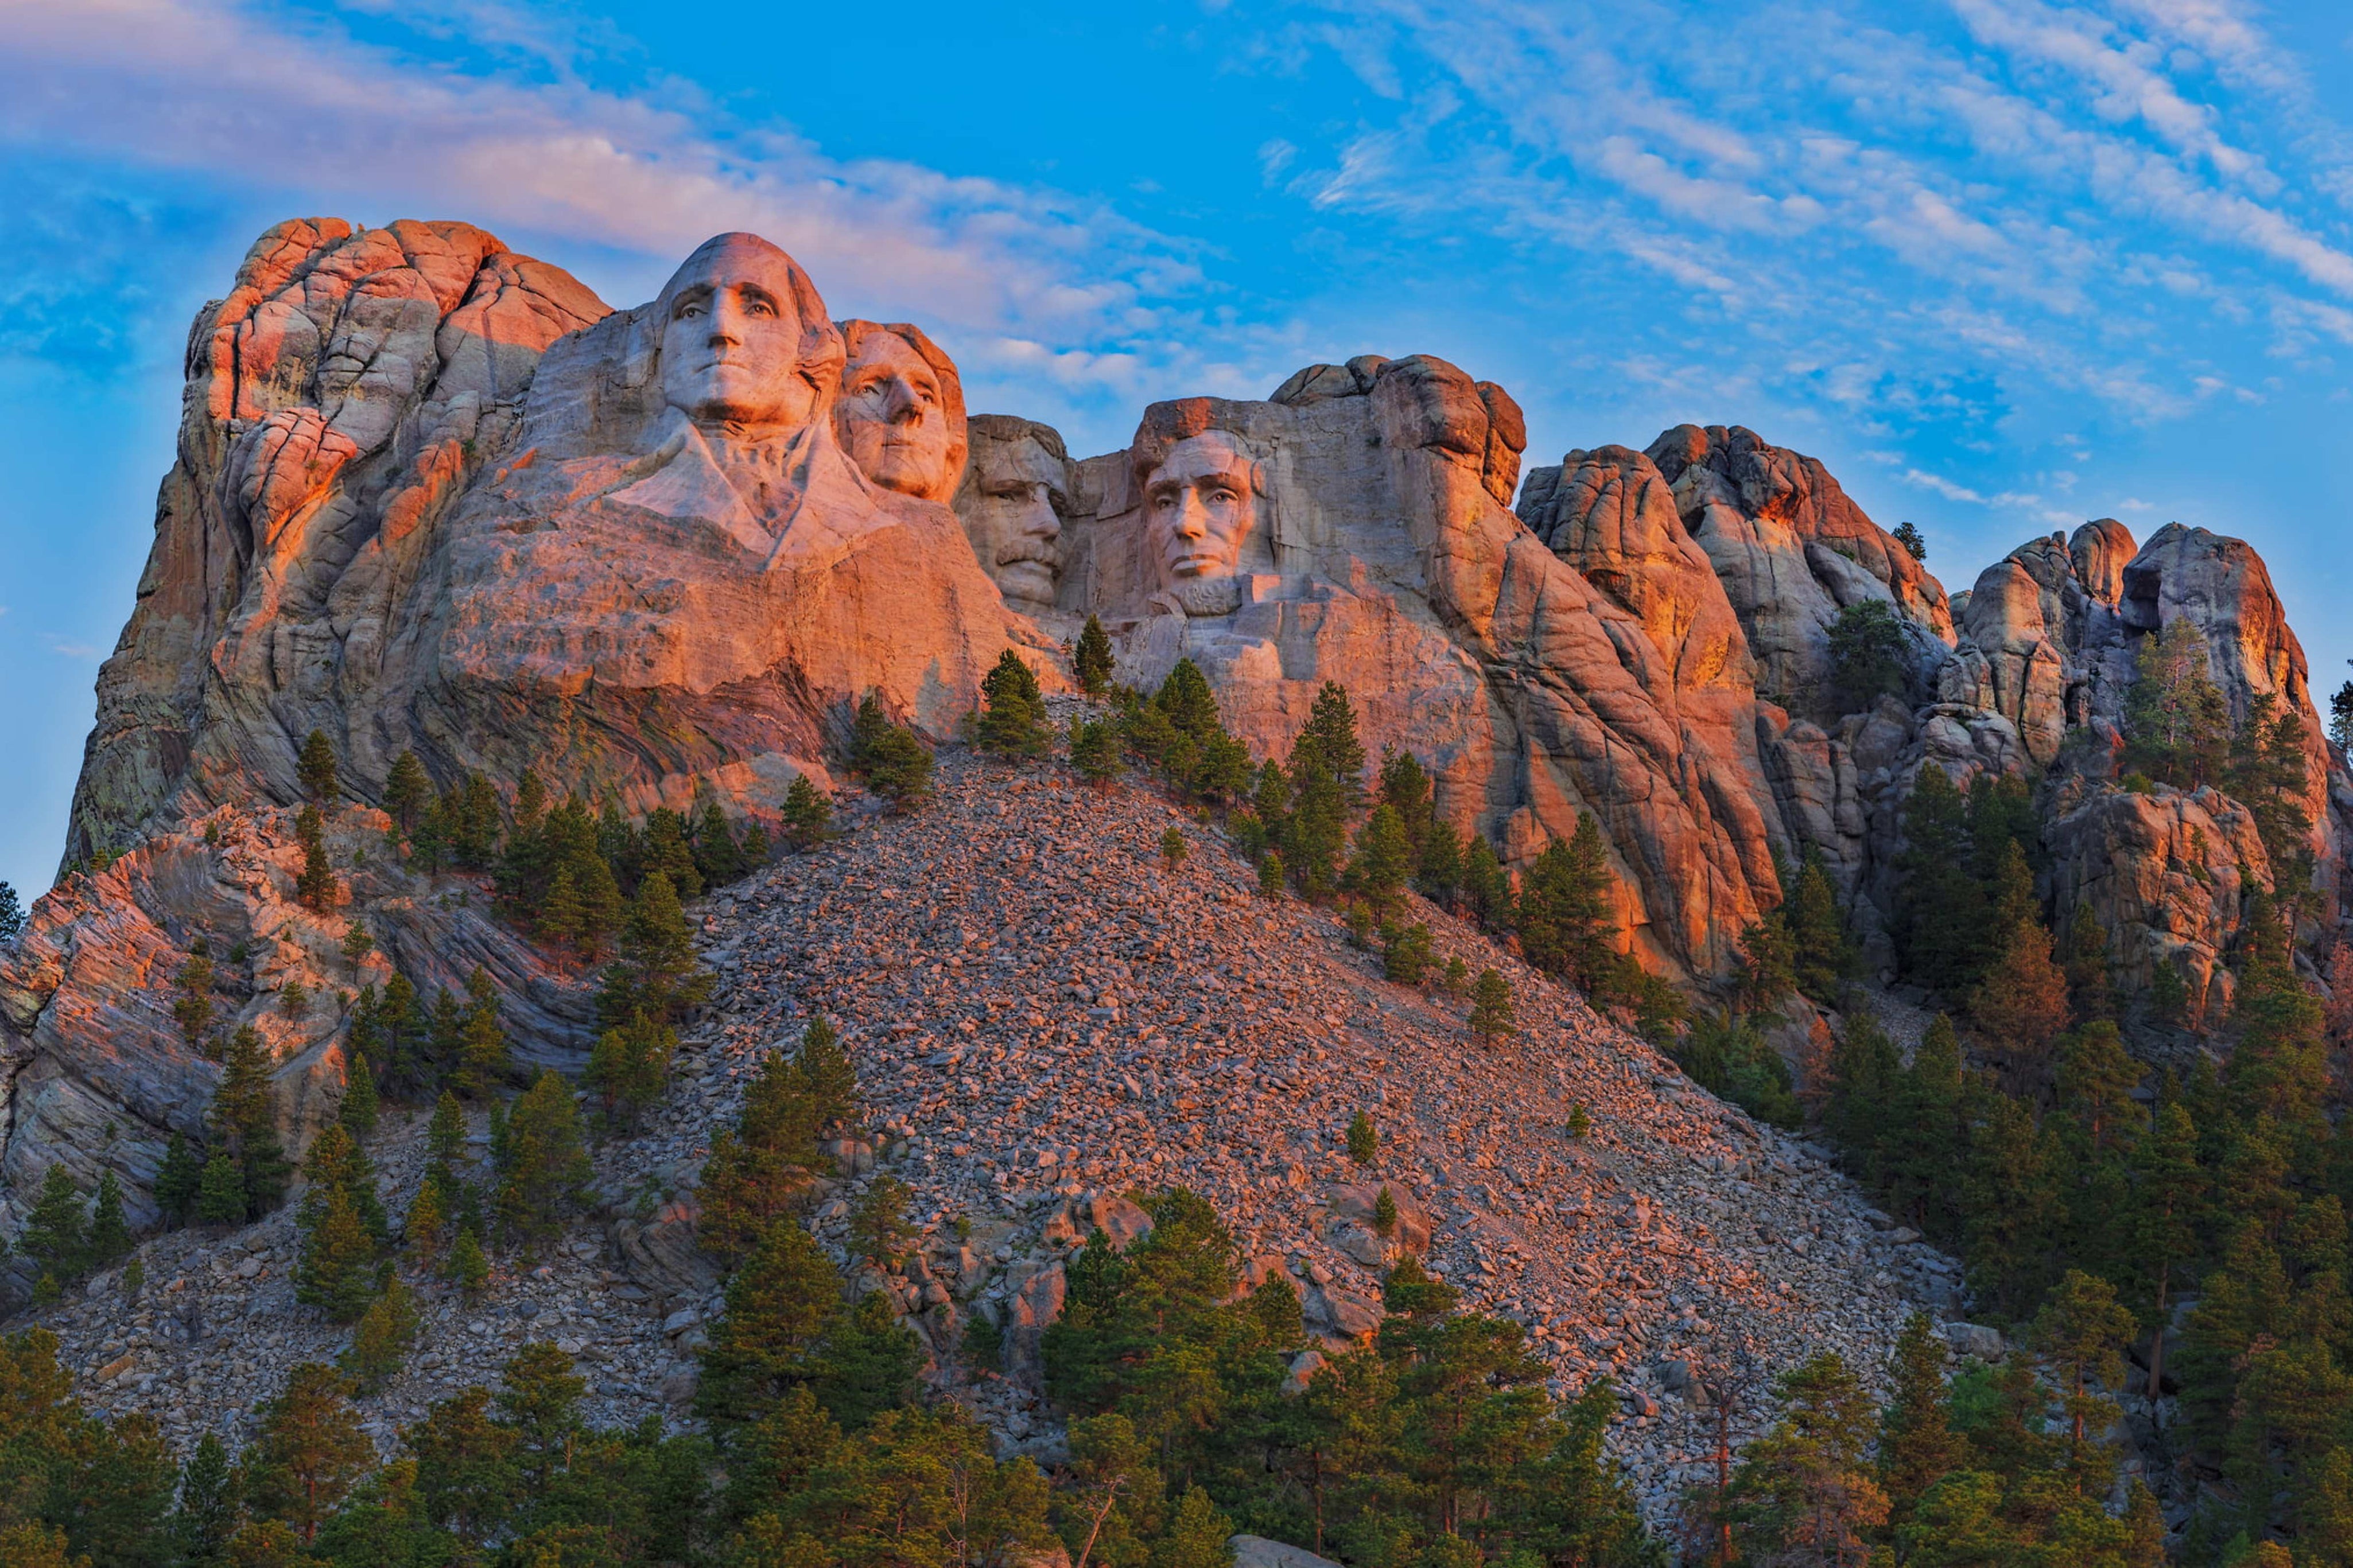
1040, 360, 1799, 977
2047, 783, 2270, 1017
1644, 423, 1953, 711
1231, 1535, 1345, 1568
70, 218, 609, 868
0, 801, 587, 1251
73, 224, 1027, 871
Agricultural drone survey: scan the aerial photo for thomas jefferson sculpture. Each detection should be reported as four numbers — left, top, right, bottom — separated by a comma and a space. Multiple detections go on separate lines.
834, 320, 967, 505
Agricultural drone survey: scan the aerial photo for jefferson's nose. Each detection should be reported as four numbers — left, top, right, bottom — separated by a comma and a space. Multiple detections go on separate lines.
882, 379, 922, 423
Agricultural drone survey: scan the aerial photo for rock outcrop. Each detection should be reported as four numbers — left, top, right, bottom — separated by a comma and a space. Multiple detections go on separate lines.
15, 210, 2353, 1278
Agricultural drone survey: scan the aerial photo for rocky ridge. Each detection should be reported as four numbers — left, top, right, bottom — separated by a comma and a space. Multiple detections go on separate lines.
11, 738, 1977, 1529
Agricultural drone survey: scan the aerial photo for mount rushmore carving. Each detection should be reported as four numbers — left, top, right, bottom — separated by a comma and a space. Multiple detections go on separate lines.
8, 216, 2345, 1230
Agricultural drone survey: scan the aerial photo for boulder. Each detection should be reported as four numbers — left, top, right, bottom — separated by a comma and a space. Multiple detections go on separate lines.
1231, 1536, 1346, 1568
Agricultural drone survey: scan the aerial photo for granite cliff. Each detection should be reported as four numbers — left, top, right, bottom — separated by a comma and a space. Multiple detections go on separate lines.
9, 216, 2348, 1241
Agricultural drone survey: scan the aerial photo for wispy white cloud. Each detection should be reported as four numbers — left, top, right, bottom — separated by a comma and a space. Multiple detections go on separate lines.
0, 0, 1214, 407
1259, 0, 2353, 441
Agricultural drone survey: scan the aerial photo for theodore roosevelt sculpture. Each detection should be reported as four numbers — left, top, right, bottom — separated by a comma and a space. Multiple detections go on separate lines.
954, 414, 1071, 616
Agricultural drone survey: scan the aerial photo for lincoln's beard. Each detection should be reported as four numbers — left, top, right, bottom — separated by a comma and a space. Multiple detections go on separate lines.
1168, 574, 1244, 617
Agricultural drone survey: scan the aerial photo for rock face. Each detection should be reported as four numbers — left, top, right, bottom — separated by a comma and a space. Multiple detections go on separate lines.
69, 219, 611, 868
71, 223, 1022, 868
1031, 358, 1822, 976
0, 803, 584, 1238
16, 210, 2353, 1275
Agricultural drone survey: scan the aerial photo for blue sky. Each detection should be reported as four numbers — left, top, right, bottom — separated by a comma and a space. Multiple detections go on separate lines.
3, 0, 2351, 901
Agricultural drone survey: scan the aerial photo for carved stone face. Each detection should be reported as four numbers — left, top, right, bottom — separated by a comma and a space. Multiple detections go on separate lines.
658, 236, 826, 435
960, 433, 1067, 612
837, 329, 960, 502
1144, 432, 1258, 603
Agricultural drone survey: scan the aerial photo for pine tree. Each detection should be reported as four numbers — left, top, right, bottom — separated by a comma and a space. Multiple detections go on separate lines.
196, 1149, 245, 1227
1518, 813, 1616, 991
383, 750, 430, 835
1895, 763, 1986, 992
1879, 1313, 1966, 1525
1074, 614, 1116, 695
976, 648, 1050, 758
428, 1090, 466, 1172
0, 880, 24, 947
1416, 818, 1463, 906
1786, 848, 1853, 1002
849, 1174, 917, 1267
851, 692, 933, 810
798, 1015, 858, 1126
1070, 713, 1124, 787
1828, 600, 1912, 713
339, 921, 374, 978
21, 1165, 88, 1283
538, 864, 582, 945
1724, 1352, 1890, 1563
173, 949, 217, 1050
496, 1069, 591, 1245
1345, 803, 1414, 921
1376, 746, 1435, 855
1346, 1110, 1379, 1166
696, 1217, 856, 1433
1893, 520, 1927, 561
2055, 1021, 2142, 1153
1256, 849, 1284, 899
297, 1185, 380, 1322
1968, 841, 2068, 1086
1381, 921, 1433, 985
2063, 901, 2114, 1023
600, 870, 708, 1026
692, 797, 745, 888
451, 1226, 490, 1292
641, 808, 703, 900
340, 1275, 418, 1395
337, 1052, 379, 1142
1462, 833, 1515, 934
242, 1363, 372, 1543
586, 1015, 677, 1131
154, 1132, 204, 1229
1469, 968, 1515, 1043
1159, 825, 1187, 869
779, 775, 835, 851
294, 804, 338, 911
456, 973, 510, 1100
2124, 617, 2231, 788
88, 1170, 131, 1267
170, 1431, 239, 1566
211, 1024, 290, 1218
1884, 1016, 1963, 1232
2129, 1098, 2205, 1398
1290, 680, 1366, 803
2031, 1269, 2139, 1450
297, 729, 340, 804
